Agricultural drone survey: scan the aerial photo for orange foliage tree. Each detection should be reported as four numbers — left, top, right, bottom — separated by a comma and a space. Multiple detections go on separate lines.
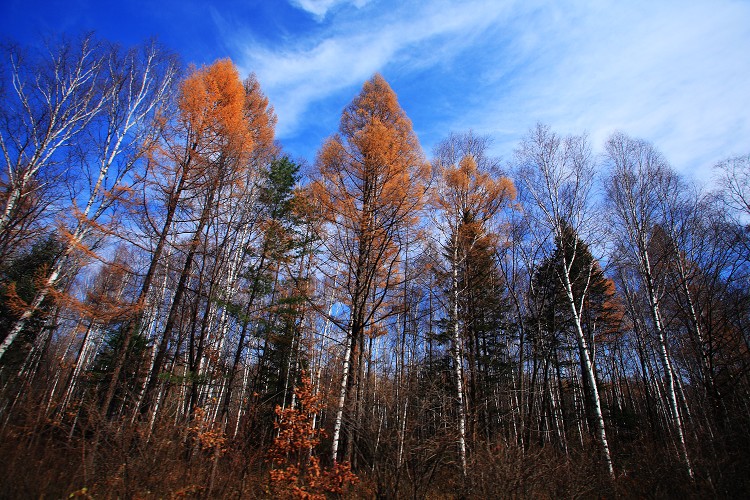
310, 74, 430, 464
267, 372, 358, 499
431, 136, 516, 474
138, 59, 274, 416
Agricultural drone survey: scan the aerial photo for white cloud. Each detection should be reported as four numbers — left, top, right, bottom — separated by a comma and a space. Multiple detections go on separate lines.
289, 0, 372, 21
461, 1, 750, 184
234, 0, 517, 137
220, 0, 750, 186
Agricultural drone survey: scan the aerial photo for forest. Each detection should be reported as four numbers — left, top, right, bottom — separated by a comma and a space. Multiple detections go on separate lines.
0, 34, 748, 498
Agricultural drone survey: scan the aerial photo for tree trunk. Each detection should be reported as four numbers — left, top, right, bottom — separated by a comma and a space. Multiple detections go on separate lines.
642, 251, 694, 479
331, 327, 353, 463
561, 268, 615, 478
451, 243, 468, 476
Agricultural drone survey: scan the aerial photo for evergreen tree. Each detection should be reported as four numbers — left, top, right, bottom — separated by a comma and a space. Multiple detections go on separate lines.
0, 235, 64, 372
530, 222, 618, 441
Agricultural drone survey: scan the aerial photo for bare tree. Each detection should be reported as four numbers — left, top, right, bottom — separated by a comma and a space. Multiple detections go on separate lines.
0, 35, 107, 262
0, 41, 177, 362
714, 154, 750, 219
604, 131, 693, 479
515, 123, 615, 478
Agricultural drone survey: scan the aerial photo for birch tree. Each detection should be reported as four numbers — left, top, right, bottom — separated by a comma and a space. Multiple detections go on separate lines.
604, 131, 693, 479
0, 41, 177, 363
515, 123, 615, 478
0, 35, 107, 263
430, 132, 515, 474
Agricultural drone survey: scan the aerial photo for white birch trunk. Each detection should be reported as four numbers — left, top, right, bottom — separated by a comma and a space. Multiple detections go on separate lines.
561, 269, 615, 478
331, 327, 352, 463
642, 251, 694, 479
451, 244, 468, 476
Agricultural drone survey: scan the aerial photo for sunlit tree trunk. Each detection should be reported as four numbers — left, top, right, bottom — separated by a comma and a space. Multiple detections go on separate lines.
450, 241, 468, 475
605, 131, 694, 479
516, 123, 614, 478
331, 326, 352, 463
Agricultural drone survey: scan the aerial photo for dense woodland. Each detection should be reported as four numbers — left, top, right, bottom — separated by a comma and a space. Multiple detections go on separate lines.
0, 34, 749, 498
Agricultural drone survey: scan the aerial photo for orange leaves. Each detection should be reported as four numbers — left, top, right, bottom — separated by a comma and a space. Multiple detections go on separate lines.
178, 59, 251, 156
268, 457, 358, 500
159, 59, 276, 188
188, 406, 228, 454
3, 281, 30, 316
57, 250, 141, 325
312, 74, 428, 275
590, 274, 627, 344
314, 74, 429, 226
434, 153, 516, 231
310, 74, 430, 338
267, 373, 358, 499
268, 373, 323, 467
242, 73, 278, 160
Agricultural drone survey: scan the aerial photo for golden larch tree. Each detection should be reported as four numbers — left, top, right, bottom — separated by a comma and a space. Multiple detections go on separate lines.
311, 74, 430, 465
431, 142, 516, 475
138, 59, 274, 417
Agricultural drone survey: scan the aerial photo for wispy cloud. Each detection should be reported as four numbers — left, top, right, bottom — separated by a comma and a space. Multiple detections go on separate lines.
443, 2, 750, 183
219, 0, 750, 184
289, 0, 372, 21
226, 0, 519, 137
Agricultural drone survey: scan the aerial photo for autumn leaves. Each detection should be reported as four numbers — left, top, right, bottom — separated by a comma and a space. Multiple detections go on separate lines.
5, 33, 750, 498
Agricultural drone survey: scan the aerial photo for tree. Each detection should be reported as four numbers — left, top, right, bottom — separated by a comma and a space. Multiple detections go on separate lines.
0, 235, 64, 373
310, 74, 430, 465
267, 372, 358, 499
137, 59, 272, 419
604, 131, 693, 478
0, 40, 177, 363
515, 123, 615, 478
529, 222, 620, 444
714, 154, 750, 264
430, 132, 515, 474
219, 156, 306, 428
714, 154, 750, 220
0, 35, 107, 263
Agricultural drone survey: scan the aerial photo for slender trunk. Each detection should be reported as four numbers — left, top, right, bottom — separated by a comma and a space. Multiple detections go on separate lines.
140, 177, 219, 415
451, 243, 468, 476
561, 269, 615, 478
553, 349, 569, 454
642, 252, 694, 479
331, 327, 352, 463
102, 175, 186, 421
675, 257, 724, 427
219, 242, 269, 423
347, 329, 366, 467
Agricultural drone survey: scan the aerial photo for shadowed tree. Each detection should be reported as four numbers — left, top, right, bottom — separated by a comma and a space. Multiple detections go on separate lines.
529, 222, 620, 443
0, 235, 64, 375
604, 131, 693, 479
515, 123, 615, 478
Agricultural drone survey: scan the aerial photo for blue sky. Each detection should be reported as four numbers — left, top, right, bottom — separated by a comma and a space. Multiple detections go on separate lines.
2, 0, 749, 186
